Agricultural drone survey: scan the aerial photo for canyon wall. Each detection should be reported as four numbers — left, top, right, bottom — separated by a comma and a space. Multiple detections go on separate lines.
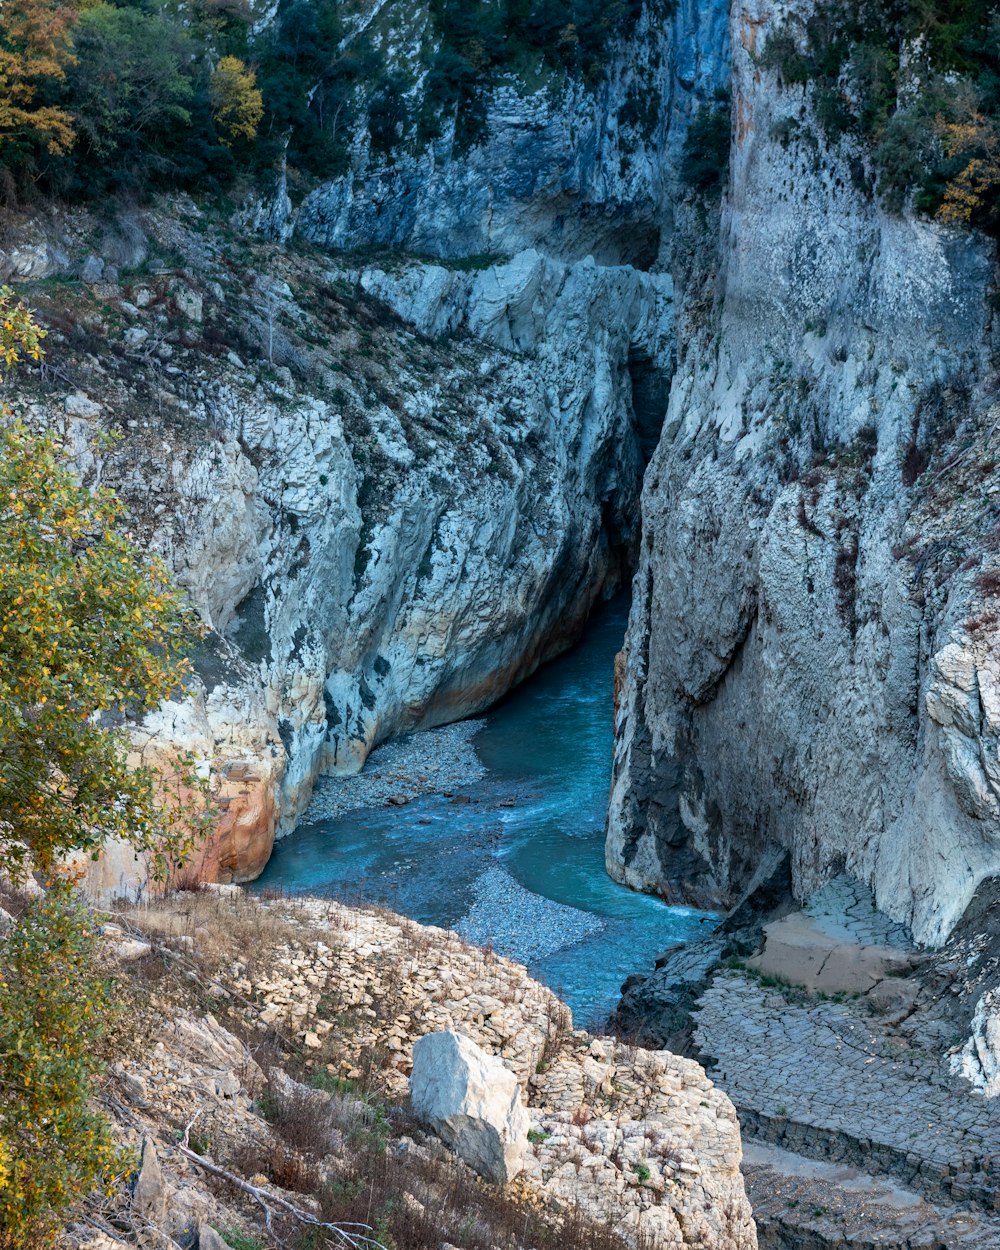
606, 0, 1000, 946
11, 0, 998, 942
2, 0, 725, 895
13, 224, 665, 896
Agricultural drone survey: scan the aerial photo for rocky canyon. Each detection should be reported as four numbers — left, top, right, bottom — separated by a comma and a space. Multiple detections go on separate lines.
2, 0, 1000, 1244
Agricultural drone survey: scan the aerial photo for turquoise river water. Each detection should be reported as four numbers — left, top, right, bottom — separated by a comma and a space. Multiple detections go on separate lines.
253, 598, 712, 1027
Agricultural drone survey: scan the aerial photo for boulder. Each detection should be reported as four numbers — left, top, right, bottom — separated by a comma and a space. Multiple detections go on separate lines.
64, 392, 102, 419
132, 1138, 168, 1225
198, 1225, 229, 1250
80, 254, 104, 283
409, 1030, 529, 1183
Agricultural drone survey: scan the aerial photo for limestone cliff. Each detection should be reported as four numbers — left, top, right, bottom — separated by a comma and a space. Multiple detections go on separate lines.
606, 0, 1000, 947
9, 210, 659, 896
5, 0, 729, 894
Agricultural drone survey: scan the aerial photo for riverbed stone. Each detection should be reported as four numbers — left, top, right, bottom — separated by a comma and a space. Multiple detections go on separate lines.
410, 1030, 529, 1183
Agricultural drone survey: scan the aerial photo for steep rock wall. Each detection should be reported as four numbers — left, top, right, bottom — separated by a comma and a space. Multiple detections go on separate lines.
38, 0, 732, 894
12, 198, 673, 897
293, 0, 729, 263
607, 0, 1000, 946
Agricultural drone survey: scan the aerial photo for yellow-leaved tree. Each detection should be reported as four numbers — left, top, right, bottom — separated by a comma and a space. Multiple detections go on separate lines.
210, 54, 264, 146
937, 115, 1000, 230
0, 0, 78, 155
0, 287, 206, 1247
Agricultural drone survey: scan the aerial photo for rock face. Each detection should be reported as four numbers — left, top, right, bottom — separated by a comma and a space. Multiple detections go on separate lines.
952, 988, 1000, 1098
12, 0, 733, 894
410, 1030, 530, 1184
15, 198, 672, 895
606, 0, 1000, 948
294, 0, 729, 261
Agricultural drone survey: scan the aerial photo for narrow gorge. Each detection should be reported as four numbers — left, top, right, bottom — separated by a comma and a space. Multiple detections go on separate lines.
3, 0, 1000, 1244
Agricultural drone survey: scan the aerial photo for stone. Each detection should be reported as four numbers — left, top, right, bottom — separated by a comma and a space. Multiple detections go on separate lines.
952, 987, 1000, 1098
170, 281, 203, 321
109, 937, 153, 961
198, 1225, 229, 1250
866, 976, 920, 1019
409, 1030, 529, 1183
64, 392, 101, 419
124, 326, 149, 347
80, 254, 104, 282
132, 1138, 169, 1224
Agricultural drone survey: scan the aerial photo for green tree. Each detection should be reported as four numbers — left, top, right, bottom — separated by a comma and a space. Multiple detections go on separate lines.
681, 99, 731, 197
65, 4, 196, 184
0, 289, 203, 1247
0, 287, 205, 882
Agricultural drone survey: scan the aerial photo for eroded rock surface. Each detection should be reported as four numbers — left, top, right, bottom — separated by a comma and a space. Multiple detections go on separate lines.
607, 0, 1000, 949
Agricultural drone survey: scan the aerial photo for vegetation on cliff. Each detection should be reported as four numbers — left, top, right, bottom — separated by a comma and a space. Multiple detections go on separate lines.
0, 290, 203, 1244
760, 0, 1000, 232
0, 0, 683, 203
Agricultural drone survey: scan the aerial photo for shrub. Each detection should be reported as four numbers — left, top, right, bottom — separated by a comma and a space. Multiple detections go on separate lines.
0, 886, 127, 1248
680, 99, 731, 196
0, 290, 206, 880
0, 289, 202, 1240
761, 0, 1000, 233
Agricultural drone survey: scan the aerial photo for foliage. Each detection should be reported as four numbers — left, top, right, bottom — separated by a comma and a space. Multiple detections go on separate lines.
0, 885, 127, 1248
681, 98, 731, 196
758, 0, 1000, 232
0, 287, 206, 881
936, 113, 1000, 228
422, 0, 674, 150
61, 4, 204, 194
0, 0, 680, 196
211, 55, 264, 146
0, 0, 76, 159
252, 0, 370, 178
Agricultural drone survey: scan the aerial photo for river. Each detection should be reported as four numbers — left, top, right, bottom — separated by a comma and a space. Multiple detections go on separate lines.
252, 597, 712, 1027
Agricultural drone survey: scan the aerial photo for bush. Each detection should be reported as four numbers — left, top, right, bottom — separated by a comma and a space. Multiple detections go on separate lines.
760, 0, 1000, 233
0, 290, 202, 1242
680, 99, 731, 196
0, 886, 126, 1248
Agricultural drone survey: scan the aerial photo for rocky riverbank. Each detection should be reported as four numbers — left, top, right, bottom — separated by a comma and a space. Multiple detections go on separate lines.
65, 886, 755, 1250
616, 867, 1000, 1248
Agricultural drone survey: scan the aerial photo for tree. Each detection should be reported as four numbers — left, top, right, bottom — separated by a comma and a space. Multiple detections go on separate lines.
0, 0, 77, 157
210, 54, 263, 145
937, 114, 1000, 229
0, 289, 204, 1245
66, 5, 195, 172
0, 287, 205, 882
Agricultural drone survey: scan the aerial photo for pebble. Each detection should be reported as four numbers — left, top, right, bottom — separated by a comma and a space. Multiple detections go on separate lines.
457, 865, 604, 964
307, 721, 487, 821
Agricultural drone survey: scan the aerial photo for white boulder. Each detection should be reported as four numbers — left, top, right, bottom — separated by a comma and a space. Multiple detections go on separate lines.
409, 1030, 529, 1183
952, 987, 1000, 1097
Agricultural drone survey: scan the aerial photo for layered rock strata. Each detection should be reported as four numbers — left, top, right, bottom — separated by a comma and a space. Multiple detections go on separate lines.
607, 0, 1000, 948
87, 888, 757, 1249
9, 200, 669, 894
